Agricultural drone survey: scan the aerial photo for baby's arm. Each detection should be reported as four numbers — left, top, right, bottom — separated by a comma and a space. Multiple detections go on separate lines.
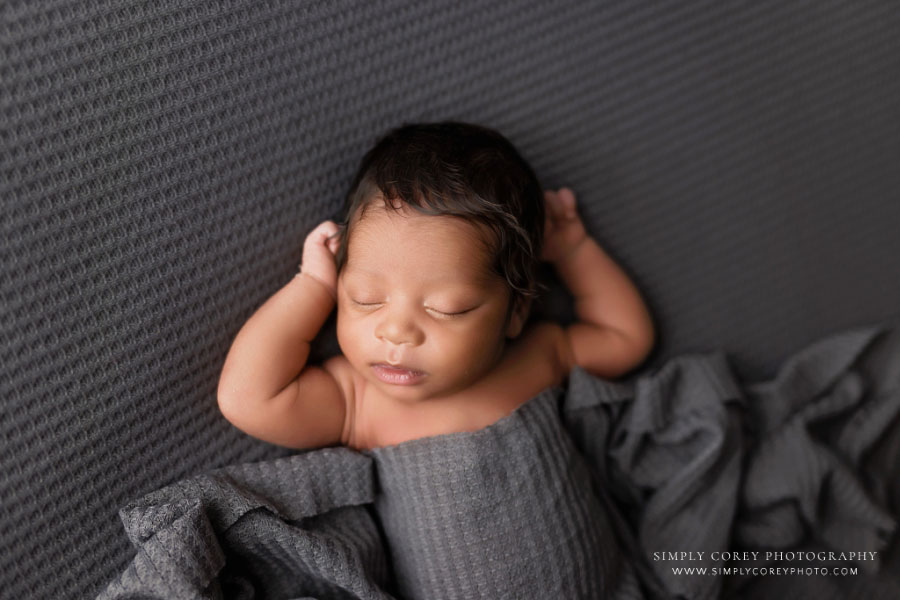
216, 221, 348, 449
544, 188, 655, 378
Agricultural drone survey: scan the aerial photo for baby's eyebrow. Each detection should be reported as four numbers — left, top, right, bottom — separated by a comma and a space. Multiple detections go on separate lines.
342, 266, 491, 290
340, 267, 385, 283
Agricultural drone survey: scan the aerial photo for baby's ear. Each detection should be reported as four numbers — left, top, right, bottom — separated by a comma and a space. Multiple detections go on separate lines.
505, 296, 532, 339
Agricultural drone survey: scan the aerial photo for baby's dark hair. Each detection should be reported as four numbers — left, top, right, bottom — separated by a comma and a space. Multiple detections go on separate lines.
335, 121, 545, 304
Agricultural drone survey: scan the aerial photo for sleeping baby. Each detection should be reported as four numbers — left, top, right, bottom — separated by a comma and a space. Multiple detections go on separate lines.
216, 122, 656, 597
217, 121, 655, 452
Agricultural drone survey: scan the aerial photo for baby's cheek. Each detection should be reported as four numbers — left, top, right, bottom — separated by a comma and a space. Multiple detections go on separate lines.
469, 320, 508, 363
334, 310, 358, 356
443, 325, 499, 364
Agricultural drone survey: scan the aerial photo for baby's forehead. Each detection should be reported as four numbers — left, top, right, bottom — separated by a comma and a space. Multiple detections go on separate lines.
344, 204, 500, 284
349, 198, 495, 245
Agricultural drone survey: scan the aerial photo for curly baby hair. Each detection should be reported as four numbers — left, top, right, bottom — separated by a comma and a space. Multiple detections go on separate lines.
334, 121, 546, 304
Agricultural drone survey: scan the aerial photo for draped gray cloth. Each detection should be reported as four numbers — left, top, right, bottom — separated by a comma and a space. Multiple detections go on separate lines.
98, 323, 900, 599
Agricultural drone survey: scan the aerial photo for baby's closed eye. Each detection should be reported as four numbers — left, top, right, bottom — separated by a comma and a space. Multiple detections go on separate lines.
351, 299, 383, 307
349, 297, 478, 318
425, 304, 478, 318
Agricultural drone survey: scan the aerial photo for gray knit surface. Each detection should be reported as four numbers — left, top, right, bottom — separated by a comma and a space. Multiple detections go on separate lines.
96, 323, 900, 599
4, 2, 900, 597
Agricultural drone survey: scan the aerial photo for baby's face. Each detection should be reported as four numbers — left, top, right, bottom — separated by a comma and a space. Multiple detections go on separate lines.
336, 200, 519, 403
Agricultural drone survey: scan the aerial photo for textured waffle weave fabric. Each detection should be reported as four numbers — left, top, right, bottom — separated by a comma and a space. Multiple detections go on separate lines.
3, 1, 900, 597
96, 324, 900, 599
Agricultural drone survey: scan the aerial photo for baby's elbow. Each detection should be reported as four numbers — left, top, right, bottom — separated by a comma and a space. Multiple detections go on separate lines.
629, 319, 656, 367
640, 318, 657, 355
607, 322, 655, 378
216, 381, 241, 425
216, 374, 254, 426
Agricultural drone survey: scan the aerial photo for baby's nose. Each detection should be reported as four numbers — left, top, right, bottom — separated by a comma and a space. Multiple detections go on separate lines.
375, 311, 424, 347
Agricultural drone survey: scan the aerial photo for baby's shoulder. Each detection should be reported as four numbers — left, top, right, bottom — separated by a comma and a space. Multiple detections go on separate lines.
321, 354, 363, 445
509, 320, 574, 377
476, 320, 572, 410
321, 354, 357, 394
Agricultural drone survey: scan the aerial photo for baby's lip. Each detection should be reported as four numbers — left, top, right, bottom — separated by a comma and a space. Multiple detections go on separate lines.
372, 362, 425, 374
371, 363, 427, 386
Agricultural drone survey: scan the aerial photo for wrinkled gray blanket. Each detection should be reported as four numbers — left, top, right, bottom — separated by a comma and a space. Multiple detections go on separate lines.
98, 323, 900, 599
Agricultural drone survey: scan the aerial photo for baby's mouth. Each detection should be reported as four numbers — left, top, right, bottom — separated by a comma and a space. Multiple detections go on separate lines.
371, 363, 426, 386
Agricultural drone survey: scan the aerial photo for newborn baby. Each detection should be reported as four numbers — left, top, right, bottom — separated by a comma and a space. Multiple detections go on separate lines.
217, 122, 655, 451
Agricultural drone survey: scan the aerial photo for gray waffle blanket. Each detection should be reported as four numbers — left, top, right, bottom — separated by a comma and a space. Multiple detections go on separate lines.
98, 323, 900, 599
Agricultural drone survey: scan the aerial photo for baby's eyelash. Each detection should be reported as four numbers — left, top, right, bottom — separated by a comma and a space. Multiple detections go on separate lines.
426, 307, 474, 317
351, 299, 474, 317
352, 300, 382, 307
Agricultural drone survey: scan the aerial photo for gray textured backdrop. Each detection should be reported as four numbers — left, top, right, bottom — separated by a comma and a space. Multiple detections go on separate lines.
2, 1, 900, 597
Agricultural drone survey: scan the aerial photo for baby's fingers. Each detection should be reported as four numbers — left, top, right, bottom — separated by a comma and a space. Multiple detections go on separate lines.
312, 220, 339, 240
306, 220, 340, 254
556, 188, 577, 218
545, 188, 577, 220
326, 232, 341, 255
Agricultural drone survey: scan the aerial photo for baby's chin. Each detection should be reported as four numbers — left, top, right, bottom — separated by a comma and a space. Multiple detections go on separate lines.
367, 371, 468, 404
370, 379, 432, 404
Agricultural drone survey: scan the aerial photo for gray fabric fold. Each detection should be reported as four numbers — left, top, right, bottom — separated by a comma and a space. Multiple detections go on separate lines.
562, 354, 745, 600
99, 449, 389, 599
98, 323, 900, 599
737, 325, 899, 562
366, 386, 637, 600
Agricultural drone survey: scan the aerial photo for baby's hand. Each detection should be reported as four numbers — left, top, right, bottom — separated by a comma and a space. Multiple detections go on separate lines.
541, 187, 587, 264
299, 220, 341, 297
